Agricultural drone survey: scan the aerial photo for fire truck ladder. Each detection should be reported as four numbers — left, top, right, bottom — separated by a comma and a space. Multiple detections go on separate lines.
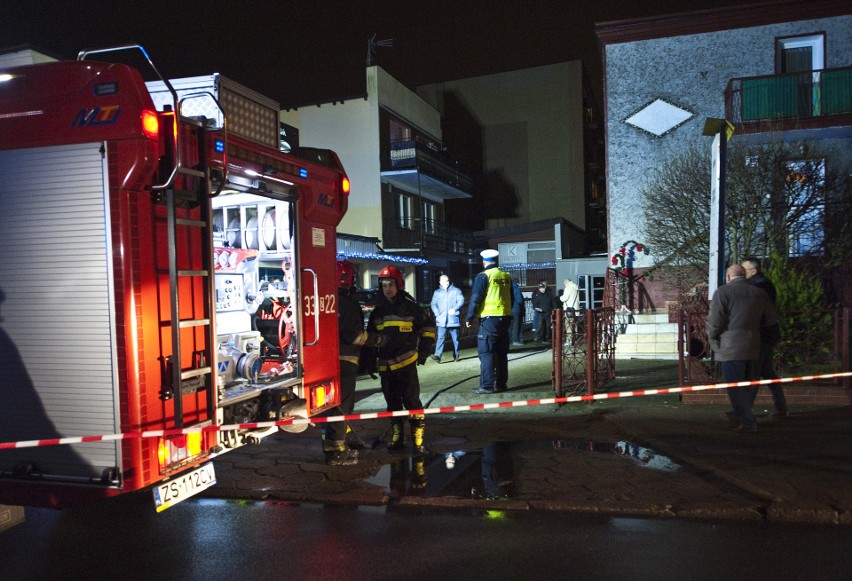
77, 45, 220, 429
160, 116, 218, 428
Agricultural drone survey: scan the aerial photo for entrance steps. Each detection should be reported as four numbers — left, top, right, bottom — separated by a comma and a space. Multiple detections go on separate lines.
614, 309, 678, 360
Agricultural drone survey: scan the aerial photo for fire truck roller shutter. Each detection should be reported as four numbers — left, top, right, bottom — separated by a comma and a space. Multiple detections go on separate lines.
0, 142, 121, 483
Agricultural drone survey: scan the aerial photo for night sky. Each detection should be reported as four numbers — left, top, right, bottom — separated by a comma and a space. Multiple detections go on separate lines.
3, 0, 750, 108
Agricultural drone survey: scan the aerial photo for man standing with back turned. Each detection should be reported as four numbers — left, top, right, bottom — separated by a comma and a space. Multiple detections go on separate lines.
706, 264, 777, 432
742, 257, 787, 417
466, 249, 514, 394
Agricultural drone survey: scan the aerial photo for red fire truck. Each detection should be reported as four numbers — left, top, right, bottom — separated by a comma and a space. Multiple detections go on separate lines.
0, 46, 348, 510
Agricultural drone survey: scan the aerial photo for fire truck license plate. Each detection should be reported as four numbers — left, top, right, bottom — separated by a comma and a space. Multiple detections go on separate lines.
153, 463, 217, 512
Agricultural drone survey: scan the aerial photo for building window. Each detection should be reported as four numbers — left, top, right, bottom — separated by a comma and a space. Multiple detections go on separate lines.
395, 192, 415, 230
777, 34, 825, 73
423, 200, 437, 234
786, 159, 825, 257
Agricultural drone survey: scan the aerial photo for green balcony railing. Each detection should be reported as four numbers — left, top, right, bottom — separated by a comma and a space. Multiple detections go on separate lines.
726, 66, 851, 125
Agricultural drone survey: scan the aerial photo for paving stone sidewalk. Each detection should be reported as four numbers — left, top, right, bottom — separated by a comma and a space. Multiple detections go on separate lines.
204, 346, 852, 525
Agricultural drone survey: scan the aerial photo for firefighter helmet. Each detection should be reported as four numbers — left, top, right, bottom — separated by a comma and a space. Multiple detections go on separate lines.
337, 260, 356, 290
378, 265, 404, 290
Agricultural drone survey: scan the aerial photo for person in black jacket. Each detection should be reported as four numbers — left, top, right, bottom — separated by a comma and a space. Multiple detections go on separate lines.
531, 280, 557, 343
509, 277, 525, 346
321, 260, 387, 466
743, 258, 788, 417
367, 266, 436, 454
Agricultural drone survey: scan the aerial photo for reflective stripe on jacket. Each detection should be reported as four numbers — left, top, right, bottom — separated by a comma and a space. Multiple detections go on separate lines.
368, 291, 436, 372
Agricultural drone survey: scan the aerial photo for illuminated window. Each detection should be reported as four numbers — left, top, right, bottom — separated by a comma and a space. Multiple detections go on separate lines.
423, 201, 437, 234
786, 159, 824, 257
395, 193, 414, 230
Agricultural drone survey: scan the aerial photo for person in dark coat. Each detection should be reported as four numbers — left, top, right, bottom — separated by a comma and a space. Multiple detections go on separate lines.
321, 260, 387, 465
509, 277, 525, 346
531, 280, 557, 343
743, 258, 787, 417
706, 264, 778, 432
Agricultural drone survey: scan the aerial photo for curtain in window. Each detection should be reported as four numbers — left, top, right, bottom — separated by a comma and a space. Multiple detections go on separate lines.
782, 47, 812, 73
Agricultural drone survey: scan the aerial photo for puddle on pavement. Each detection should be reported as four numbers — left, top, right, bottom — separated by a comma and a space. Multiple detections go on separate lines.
364, 438, 680, 500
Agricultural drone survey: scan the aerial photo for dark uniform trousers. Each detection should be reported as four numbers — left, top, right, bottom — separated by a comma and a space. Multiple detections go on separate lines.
381, 363, 423, 412
324, 360, 358, 443
478, 316, 512, 390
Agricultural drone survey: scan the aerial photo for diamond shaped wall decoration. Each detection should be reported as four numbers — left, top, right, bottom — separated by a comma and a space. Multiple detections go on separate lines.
624, 98, 695, 137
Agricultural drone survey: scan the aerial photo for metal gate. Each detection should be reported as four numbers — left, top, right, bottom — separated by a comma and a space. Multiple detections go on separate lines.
552, 307, 616, 397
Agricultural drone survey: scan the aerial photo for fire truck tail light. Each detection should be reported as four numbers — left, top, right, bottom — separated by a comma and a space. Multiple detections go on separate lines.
142, 110, 159, 140
310, 381, 337, 409
158, 432, 205, 473
186, 432, 203, 456
341, 176, 350, 195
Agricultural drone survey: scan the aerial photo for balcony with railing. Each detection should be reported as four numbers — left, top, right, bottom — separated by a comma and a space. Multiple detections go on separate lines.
381, 139, 473, 200
726, 66, 852, 132
382, 217, 475, 255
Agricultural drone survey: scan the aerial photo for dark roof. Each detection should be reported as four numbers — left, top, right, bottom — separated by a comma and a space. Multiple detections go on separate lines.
596, 0, 849, 46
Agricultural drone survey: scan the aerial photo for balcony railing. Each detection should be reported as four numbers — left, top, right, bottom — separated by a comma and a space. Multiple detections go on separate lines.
726, 66, 851, 127
388, 139, 473, 194
382, 217, 474, 255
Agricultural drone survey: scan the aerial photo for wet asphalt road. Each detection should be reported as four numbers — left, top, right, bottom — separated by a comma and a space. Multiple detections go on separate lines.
2, 493, 851, 581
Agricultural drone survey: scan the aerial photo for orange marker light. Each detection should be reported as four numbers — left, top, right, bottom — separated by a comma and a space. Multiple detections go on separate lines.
341, 176, 350, 195
142, 110, 159, 140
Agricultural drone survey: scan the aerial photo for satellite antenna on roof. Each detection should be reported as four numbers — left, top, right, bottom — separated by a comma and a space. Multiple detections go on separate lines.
367, 33, 394, 67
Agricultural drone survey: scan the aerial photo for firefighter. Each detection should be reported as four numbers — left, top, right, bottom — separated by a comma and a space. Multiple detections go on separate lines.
321, 260, 387, 466
367, 266, 436, 454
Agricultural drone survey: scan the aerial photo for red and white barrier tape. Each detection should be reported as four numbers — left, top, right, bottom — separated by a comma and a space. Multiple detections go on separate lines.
2, 372, 850, 450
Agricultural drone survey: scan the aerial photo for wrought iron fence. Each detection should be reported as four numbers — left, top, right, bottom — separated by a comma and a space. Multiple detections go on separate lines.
552, 307, 616, 397
676, 294, 849, 387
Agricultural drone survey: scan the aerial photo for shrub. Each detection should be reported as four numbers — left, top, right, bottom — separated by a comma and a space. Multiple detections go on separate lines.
766, 256, 834, 373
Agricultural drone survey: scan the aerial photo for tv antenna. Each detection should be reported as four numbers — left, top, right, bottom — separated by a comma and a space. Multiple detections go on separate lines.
367, 33, 394, 67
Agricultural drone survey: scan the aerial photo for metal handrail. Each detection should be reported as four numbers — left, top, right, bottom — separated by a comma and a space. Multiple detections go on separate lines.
78, 45, 182, 190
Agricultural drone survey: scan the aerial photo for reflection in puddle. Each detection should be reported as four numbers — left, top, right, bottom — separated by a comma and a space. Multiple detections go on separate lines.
365, 442, 514, 501
551, 438, 680, 471
365, 439, 678, 499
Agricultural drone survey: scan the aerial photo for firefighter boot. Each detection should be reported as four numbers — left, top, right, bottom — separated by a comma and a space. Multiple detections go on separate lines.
345, 423, 367, 450
324, 441, 358, 466
387, 419, 406, 451
411, 415, 427, 455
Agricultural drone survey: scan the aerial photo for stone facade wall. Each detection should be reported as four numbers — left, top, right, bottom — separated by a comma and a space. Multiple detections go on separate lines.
604, 15, 852, 267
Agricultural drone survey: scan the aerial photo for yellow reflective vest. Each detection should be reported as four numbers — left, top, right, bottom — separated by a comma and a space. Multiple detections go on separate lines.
479, 267, 512, 317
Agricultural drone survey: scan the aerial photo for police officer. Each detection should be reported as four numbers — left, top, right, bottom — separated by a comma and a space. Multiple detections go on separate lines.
322, 260, 387, 465
367, 266, 436, 454
466, 249, 514, 394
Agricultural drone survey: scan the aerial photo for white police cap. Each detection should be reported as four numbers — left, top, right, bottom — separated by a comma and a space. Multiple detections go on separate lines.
480, 249, 499, 261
